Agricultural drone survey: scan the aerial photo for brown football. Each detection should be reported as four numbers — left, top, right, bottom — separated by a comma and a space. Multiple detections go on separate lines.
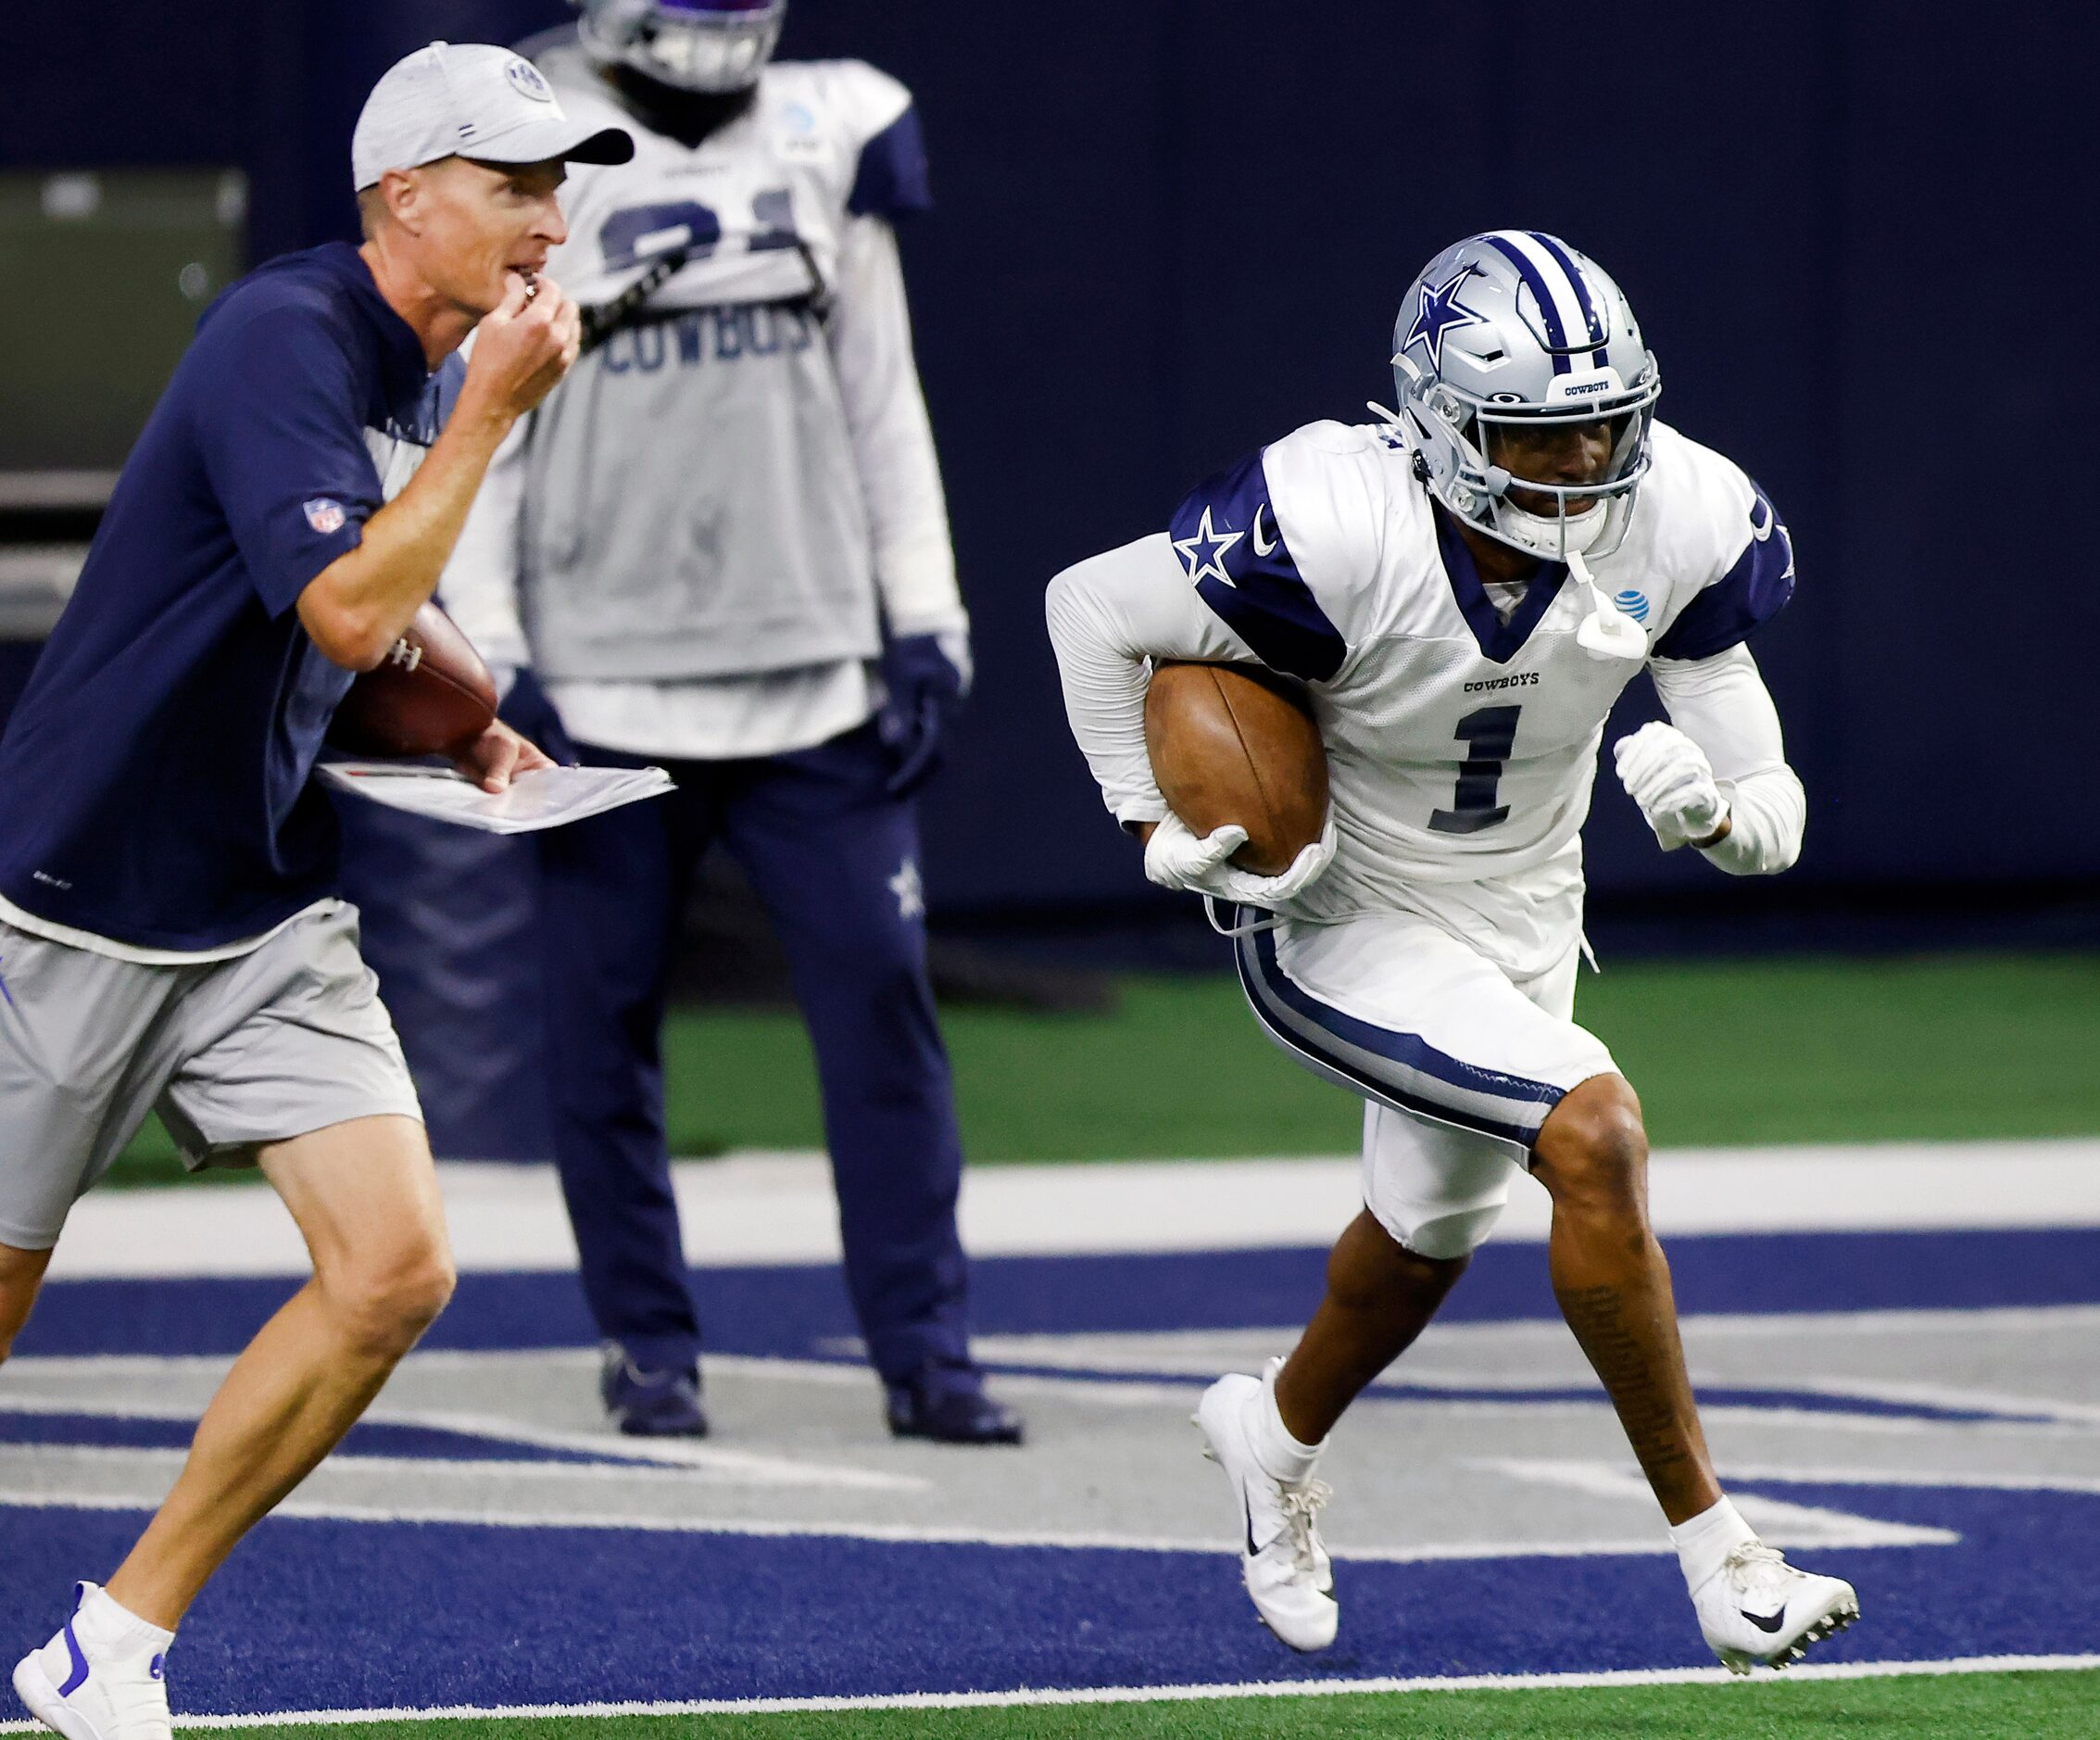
327, 601, 497, 759
1144, 661, 1328, 875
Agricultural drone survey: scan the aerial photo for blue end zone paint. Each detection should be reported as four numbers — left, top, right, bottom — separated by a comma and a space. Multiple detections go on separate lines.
16, 1229, 2100, 1360
1, 1484, 2093, 1715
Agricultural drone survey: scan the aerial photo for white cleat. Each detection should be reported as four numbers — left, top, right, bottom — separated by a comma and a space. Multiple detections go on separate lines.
12, 1582, 174, 1739
1193, 1369, 1339, 1652
1692, 1541, 1860, 1674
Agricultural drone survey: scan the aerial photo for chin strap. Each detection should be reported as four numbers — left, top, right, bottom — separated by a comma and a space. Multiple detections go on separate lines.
1568, 550, 1648, 662
1374, 401, 1645, 657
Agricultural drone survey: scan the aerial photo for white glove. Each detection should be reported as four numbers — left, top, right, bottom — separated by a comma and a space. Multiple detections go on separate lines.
1144, 812, 1338, 907
1613, 722, 1729, 851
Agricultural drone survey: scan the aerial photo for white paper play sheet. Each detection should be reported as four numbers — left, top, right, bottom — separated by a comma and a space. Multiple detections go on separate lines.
318, 761, 674, 834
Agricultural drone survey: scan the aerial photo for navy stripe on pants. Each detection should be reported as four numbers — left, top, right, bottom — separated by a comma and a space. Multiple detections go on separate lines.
537, 716, 971, 1385
1234, 921, 1565, 1147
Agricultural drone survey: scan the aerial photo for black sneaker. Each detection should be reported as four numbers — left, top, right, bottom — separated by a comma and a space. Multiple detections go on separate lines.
599, 1343, 710, 1438
885, 1365, 1025, 1445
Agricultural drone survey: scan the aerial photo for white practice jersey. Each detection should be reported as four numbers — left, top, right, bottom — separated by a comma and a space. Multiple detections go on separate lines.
1046, 417, 1799, 976
531, 37, 923, 312
438, 33, 962, 757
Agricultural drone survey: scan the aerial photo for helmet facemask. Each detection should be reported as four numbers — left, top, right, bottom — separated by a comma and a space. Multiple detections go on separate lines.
578, 0, 786, 94
1400, 358, 1660, 563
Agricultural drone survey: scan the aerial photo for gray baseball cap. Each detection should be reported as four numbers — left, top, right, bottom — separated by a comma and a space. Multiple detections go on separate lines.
352, 41, 634, 191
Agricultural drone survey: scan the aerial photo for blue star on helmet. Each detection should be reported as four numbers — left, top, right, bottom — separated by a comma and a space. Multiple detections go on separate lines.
1405, 265, 1489, 372
1171, 506, 1245, 588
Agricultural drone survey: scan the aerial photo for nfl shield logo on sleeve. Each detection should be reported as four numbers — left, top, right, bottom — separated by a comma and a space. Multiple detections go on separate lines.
303, 498, 346, 535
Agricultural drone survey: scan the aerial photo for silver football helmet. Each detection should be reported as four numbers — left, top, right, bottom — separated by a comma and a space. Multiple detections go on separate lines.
1390, 232, 1661, 562
575, 0, 786, 93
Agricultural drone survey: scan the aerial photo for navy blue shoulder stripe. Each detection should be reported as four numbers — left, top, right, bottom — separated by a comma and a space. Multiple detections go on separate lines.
1168, 448, 1346, 683
849, 104, 932, 219
1652, 479, 1797, 661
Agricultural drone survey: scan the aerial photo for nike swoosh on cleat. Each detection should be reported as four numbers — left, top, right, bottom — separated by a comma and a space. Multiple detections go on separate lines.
58, 1619, 89, 1697
1239, 1485, 1298, 1559
1742, 1606, 1788, 1634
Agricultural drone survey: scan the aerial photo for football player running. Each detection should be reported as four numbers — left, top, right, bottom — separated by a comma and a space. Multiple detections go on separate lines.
1046, 232, 1857, 1671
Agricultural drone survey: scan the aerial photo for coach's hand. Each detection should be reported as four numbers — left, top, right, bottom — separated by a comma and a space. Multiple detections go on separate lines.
1614, 721, 1731, 850
463, 271, 583, 422
452, 718, 556, 794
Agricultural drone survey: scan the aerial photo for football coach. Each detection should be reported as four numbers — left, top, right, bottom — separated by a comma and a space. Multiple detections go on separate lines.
0, 44, 628, 1738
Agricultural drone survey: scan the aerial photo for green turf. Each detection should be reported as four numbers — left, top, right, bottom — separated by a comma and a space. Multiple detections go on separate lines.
659, 952, 2100, 1158
184, 1669, 2100, 1738
108, 952, 2100, 1183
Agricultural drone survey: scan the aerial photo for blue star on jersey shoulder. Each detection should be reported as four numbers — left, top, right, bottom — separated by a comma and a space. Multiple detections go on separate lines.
1404, 265, 1489, 371
1168, 449, 1346, 683
1170, 507, 1243, 588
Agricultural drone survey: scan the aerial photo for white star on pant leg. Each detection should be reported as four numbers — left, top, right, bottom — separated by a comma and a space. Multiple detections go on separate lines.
887, 858, 925, 922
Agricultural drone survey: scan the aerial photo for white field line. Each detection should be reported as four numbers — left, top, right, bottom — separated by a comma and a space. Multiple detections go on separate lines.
0, 1392, 926, 1493
975, 1304, 2100, 1371
349, 1406, 928, 1490
1465, 1458, 1957, 1549
590, 1350, 2100, 1440
0, 1443, 924, 1496
0, 1479, 1955, 1561
40, 1139, 2100, 1280
1788, 1377, 2100, 1427
10, 1350, 2094, 1442
0, 1653, 2092, 1732
1349, 1304, 2100, 1345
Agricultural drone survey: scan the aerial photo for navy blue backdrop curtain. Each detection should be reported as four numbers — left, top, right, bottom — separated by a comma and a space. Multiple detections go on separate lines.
6, 1, 2097, 915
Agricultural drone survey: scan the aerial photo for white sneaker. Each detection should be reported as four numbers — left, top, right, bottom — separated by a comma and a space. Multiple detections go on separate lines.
1691, 1541, 1860, 1673
1193, 1369, 1339, 1651
12, 1582, 174, 1739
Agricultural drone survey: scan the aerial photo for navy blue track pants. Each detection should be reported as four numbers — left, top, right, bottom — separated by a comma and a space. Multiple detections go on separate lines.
540, 718, 972, 1385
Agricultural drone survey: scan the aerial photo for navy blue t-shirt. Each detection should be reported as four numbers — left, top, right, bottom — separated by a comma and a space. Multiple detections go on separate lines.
0, 243, 459, 951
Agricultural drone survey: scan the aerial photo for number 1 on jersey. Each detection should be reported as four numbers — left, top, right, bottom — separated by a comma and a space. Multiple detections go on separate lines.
1429, 704, 1521, 835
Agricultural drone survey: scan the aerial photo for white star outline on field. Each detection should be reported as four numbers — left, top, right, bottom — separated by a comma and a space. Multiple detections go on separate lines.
1172, 507, 1244, 588
888, 858, 925, 922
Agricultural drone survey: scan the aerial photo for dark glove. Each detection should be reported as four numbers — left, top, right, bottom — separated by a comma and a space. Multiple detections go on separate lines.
878, 630, 971, 797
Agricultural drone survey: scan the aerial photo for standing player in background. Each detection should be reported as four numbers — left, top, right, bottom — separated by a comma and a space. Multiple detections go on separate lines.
1047, 233, 1858, 1670
440, 0, 1021, 1444
0, 44, 624, 1737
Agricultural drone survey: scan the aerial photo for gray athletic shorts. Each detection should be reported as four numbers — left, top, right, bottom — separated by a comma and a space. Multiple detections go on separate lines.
0, 901, 422, 1250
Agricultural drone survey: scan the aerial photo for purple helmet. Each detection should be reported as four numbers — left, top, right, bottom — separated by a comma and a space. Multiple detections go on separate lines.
575, 0, 786, 93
